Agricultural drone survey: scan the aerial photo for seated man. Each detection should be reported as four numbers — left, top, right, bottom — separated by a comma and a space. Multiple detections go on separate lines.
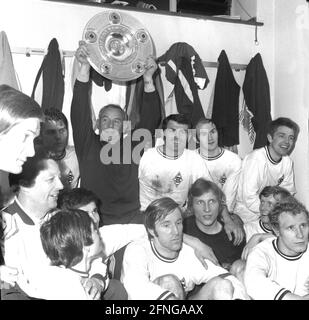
121, 197, 248, 300
194, 118, 242, 214
139, 113, 243, 243
183, 178, 245, 273
57, 187, 221, 281
242, 185, 291, 259
1, 153, 105, 300
234, 117, 298, 223
244, 197, 309, 300
38, 208, 108, 300
35, 108, 80, 189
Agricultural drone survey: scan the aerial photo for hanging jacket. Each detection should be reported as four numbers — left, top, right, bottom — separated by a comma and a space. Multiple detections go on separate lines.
243, 53, 271, 149
31, 38, 64, 111
157, 42, 209, 127
212, 50, 240, 147
125, 68, 165, 132
0, 31, 19, 90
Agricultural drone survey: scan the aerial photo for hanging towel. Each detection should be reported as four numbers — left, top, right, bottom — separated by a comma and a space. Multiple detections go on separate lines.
212, 50, 240, 147
31, 38, 64, 111
243, 53, 271, 149
157, 42, 209, 127
0, 31, 20, 90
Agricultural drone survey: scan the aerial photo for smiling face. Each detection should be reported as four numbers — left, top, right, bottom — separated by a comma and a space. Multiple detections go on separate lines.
275, 211, 309, 256
259, 195, 277, 224
150, 207, 183, 258
26, 159, 63, 217
41, 120, 68, 154
192, 190, 221, 230
0, 118, 40, 173
98, 106, 124, 143
267, 126, 295, 161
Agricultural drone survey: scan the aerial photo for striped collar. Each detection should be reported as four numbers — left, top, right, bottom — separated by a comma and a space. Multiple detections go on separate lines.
198, 147, 224, 161
259, 219, 273, 233
5, 198, 35, 226
272, 238, 304, 261
265, 146, 282, 165
150, 240, 178, 263
156, 147, 183, 160
68, 267, 89, 278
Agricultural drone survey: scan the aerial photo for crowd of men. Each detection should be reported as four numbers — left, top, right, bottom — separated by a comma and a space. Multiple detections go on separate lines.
0, 42, 308, 300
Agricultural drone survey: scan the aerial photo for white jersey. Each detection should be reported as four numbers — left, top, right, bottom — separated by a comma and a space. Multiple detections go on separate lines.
197, 148, 242, 212
100, 224, 147, 258
57, 145, 80, 189
234, 147, 295, 223
244, 219, 274, 242
2, 198, 107, 299
244, 237, 309, 300
139, 147, 212, 211
121, 237, 247, 300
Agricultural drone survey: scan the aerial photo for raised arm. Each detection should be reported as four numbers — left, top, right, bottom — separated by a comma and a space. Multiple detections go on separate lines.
70, 41, 97, 158
135, 57, 161, 136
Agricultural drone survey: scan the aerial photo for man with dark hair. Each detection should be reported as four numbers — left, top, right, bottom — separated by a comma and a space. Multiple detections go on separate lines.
37, 208, 106, 300
139, 113, 211, 211
121, 197, 248, 300
36, 108, 80, 189
139, 113, 242, 242
235, 117, 298, 223
1, 155, 106, 300
244, 197, 309, 300
2, 153, 63, 299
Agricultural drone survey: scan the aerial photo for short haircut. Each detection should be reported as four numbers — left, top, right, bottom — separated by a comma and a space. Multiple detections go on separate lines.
269, 197, 309, 230
40, 208, 94, 268
8, 150, 52, 190
42, 108, 68, 130
0, 84, 43, 135
57, 188, 101, 211
162, 114, 191, 130
195, 117, 217, 142
187, 178, 226, 216
144, 197, 181, 239
259, 186, 291, 201
267, 117, 299, 138
98, 104, 127, 121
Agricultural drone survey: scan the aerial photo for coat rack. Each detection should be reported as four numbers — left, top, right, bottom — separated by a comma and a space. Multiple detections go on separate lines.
11, 47, 247, 71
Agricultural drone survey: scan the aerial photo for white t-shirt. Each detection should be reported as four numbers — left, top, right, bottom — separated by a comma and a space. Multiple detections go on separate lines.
234, 147, 295, 223
139, 147, 212, 211
244, 237, 309, 300
197, 148, 242, 212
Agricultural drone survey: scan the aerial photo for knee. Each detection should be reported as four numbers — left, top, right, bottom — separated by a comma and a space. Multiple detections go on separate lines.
207, 277, 234, 300
230, 259, 246, 283
153, 274, 185, 300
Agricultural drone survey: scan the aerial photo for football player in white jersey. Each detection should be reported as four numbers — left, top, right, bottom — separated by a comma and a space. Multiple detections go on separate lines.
244, 197, 309, 300
235, 117, 298, 223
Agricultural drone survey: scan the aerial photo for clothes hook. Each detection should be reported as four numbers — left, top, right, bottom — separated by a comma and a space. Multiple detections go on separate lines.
255, 25, 259, 46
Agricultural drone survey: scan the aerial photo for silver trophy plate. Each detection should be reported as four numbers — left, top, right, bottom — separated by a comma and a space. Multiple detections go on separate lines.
82, 10, 155, 82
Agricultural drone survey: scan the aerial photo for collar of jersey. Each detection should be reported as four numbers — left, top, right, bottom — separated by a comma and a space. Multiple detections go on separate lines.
259, 219, 273, 233
272, 238, 304, 261
156, 147, 182, 160
150, 240, 178, 263
68, 267, 89, 278
265, 146, 282, 165
198, 147, 224, 161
